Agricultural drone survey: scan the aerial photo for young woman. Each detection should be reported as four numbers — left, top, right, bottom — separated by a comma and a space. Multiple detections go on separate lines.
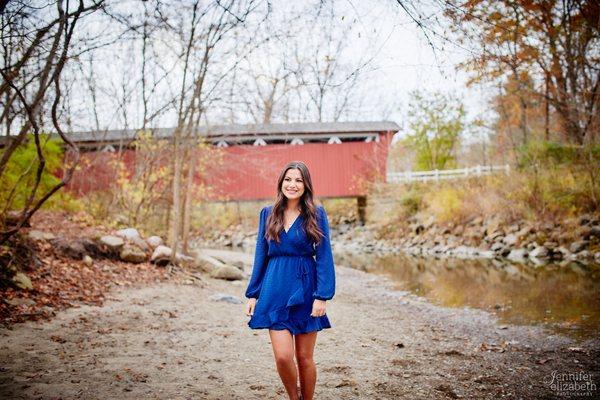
245, 161, 336, 400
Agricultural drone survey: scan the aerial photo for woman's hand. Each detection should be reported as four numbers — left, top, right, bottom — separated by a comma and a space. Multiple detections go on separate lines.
246, 298, 257, 316
311, 299, 326, 317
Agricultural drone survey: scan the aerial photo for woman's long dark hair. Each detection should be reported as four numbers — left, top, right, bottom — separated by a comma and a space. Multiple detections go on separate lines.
265, 161, 325, 245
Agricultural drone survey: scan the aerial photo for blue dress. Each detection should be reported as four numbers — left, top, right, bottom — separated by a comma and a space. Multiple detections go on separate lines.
245, 204, 336, 335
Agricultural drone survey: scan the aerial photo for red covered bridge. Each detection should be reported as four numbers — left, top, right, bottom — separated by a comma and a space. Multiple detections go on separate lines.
67, 121, 399, 220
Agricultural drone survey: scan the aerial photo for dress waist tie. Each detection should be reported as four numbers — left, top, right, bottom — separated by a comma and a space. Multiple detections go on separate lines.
270, 255, 312, 308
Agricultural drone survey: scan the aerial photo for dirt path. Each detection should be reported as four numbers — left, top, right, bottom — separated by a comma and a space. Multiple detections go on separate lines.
1, 250, 598, 399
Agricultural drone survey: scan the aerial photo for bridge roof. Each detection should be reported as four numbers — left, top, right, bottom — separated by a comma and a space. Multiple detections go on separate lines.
67, 121, 400, 144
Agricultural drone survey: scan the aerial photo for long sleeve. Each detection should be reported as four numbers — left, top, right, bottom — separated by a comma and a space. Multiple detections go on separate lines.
245, 206, 269, 299
313, 206, 336, 301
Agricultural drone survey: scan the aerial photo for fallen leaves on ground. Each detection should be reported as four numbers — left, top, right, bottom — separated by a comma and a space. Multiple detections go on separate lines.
0, 211, 171, 327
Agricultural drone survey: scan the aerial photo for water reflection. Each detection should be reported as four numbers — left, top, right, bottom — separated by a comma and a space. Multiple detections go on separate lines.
335, 252, 600, 340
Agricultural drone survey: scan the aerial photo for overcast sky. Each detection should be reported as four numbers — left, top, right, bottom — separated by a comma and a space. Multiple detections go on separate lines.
334, 0, 493, 141
56, 0, 495, 141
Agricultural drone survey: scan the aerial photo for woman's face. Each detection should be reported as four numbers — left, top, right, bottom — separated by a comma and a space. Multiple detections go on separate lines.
281, 168, 305, 201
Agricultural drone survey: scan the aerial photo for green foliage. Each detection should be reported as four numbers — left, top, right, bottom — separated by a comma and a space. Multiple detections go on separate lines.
398, 186, 423, 217
321, 198, 357, 222
405, 90, 466, 171
514, 141, 600, 214
0, 134, 76, 212
517, 141, 600, 168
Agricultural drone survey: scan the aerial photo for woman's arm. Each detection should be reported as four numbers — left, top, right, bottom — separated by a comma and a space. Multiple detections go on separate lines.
313, 205, 336, 301
245, 206, 270, 299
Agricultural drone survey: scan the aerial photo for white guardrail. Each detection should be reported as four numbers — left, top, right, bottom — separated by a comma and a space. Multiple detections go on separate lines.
387, 164, 510, 183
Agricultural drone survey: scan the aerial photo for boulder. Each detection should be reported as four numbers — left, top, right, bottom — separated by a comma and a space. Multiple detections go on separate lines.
151, 245, 172, 265
516, 225, 533, 239
99, 235, 124, 252
83, 255, 94, 266
507, 223, 520, 233
507, 248, 528, 263
232, 259, 250, 270
554, 246, 571, 258
210, 265, 244, 281
579, 214, 592, 225
231, 232, 245, 248
487, 231, 504, 242
6, 297, 36, 307
115, 228, 141, 241
490, 241, 505, 252
4, 211, 30, 227
414, 224, 425, 235
464, 227, 482, 242
131, 236, 151, 252
530, 246, 550, 259
146, 236, 163, 249
470, 216, 483, 226
11, 272, 33, 290
52, 238, 87, 260
575, 250, 592, 259
503, 234, 518, 246
570, 240, 589, 253
28, 230, 56, 241
208, 293, 243, 304
120, 245, 148, 264
175, 253, 196, 268
450, 224, 462, 236
193, 253, 225, 274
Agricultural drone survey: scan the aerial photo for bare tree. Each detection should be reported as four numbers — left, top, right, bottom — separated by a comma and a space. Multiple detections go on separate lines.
0, 0, 104, 245
166, 0, 264, 255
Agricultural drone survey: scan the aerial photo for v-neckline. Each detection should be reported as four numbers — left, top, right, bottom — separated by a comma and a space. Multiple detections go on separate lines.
283, 213, 301, 234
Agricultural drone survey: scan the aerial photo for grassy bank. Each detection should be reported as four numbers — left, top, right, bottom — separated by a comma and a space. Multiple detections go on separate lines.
369, 161, 599, 244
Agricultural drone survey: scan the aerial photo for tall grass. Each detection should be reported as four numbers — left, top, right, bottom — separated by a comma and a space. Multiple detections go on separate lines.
371, 142, 600, 235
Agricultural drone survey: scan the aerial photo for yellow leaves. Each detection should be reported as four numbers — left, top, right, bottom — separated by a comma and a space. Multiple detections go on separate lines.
423, 187, 464, 224
488, 11, 503, 22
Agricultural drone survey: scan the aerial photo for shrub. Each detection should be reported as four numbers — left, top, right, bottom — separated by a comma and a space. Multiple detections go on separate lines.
0, 134, 80, 213
423, 186, 464, 223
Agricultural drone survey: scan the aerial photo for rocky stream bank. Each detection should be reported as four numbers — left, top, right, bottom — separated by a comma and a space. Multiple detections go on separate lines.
196, 213, 600, 267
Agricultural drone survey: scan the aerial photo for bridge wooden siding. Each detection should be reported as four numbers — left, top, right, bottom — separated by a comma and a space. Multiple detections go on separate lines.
204, 135, 394, 201
66, 122, 400, 215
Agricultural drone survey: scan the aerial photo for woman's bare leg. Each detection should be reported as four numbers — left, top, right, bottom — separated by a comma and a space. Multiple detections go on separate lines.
269, 329, 300, 400
295, 331, 317, 400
